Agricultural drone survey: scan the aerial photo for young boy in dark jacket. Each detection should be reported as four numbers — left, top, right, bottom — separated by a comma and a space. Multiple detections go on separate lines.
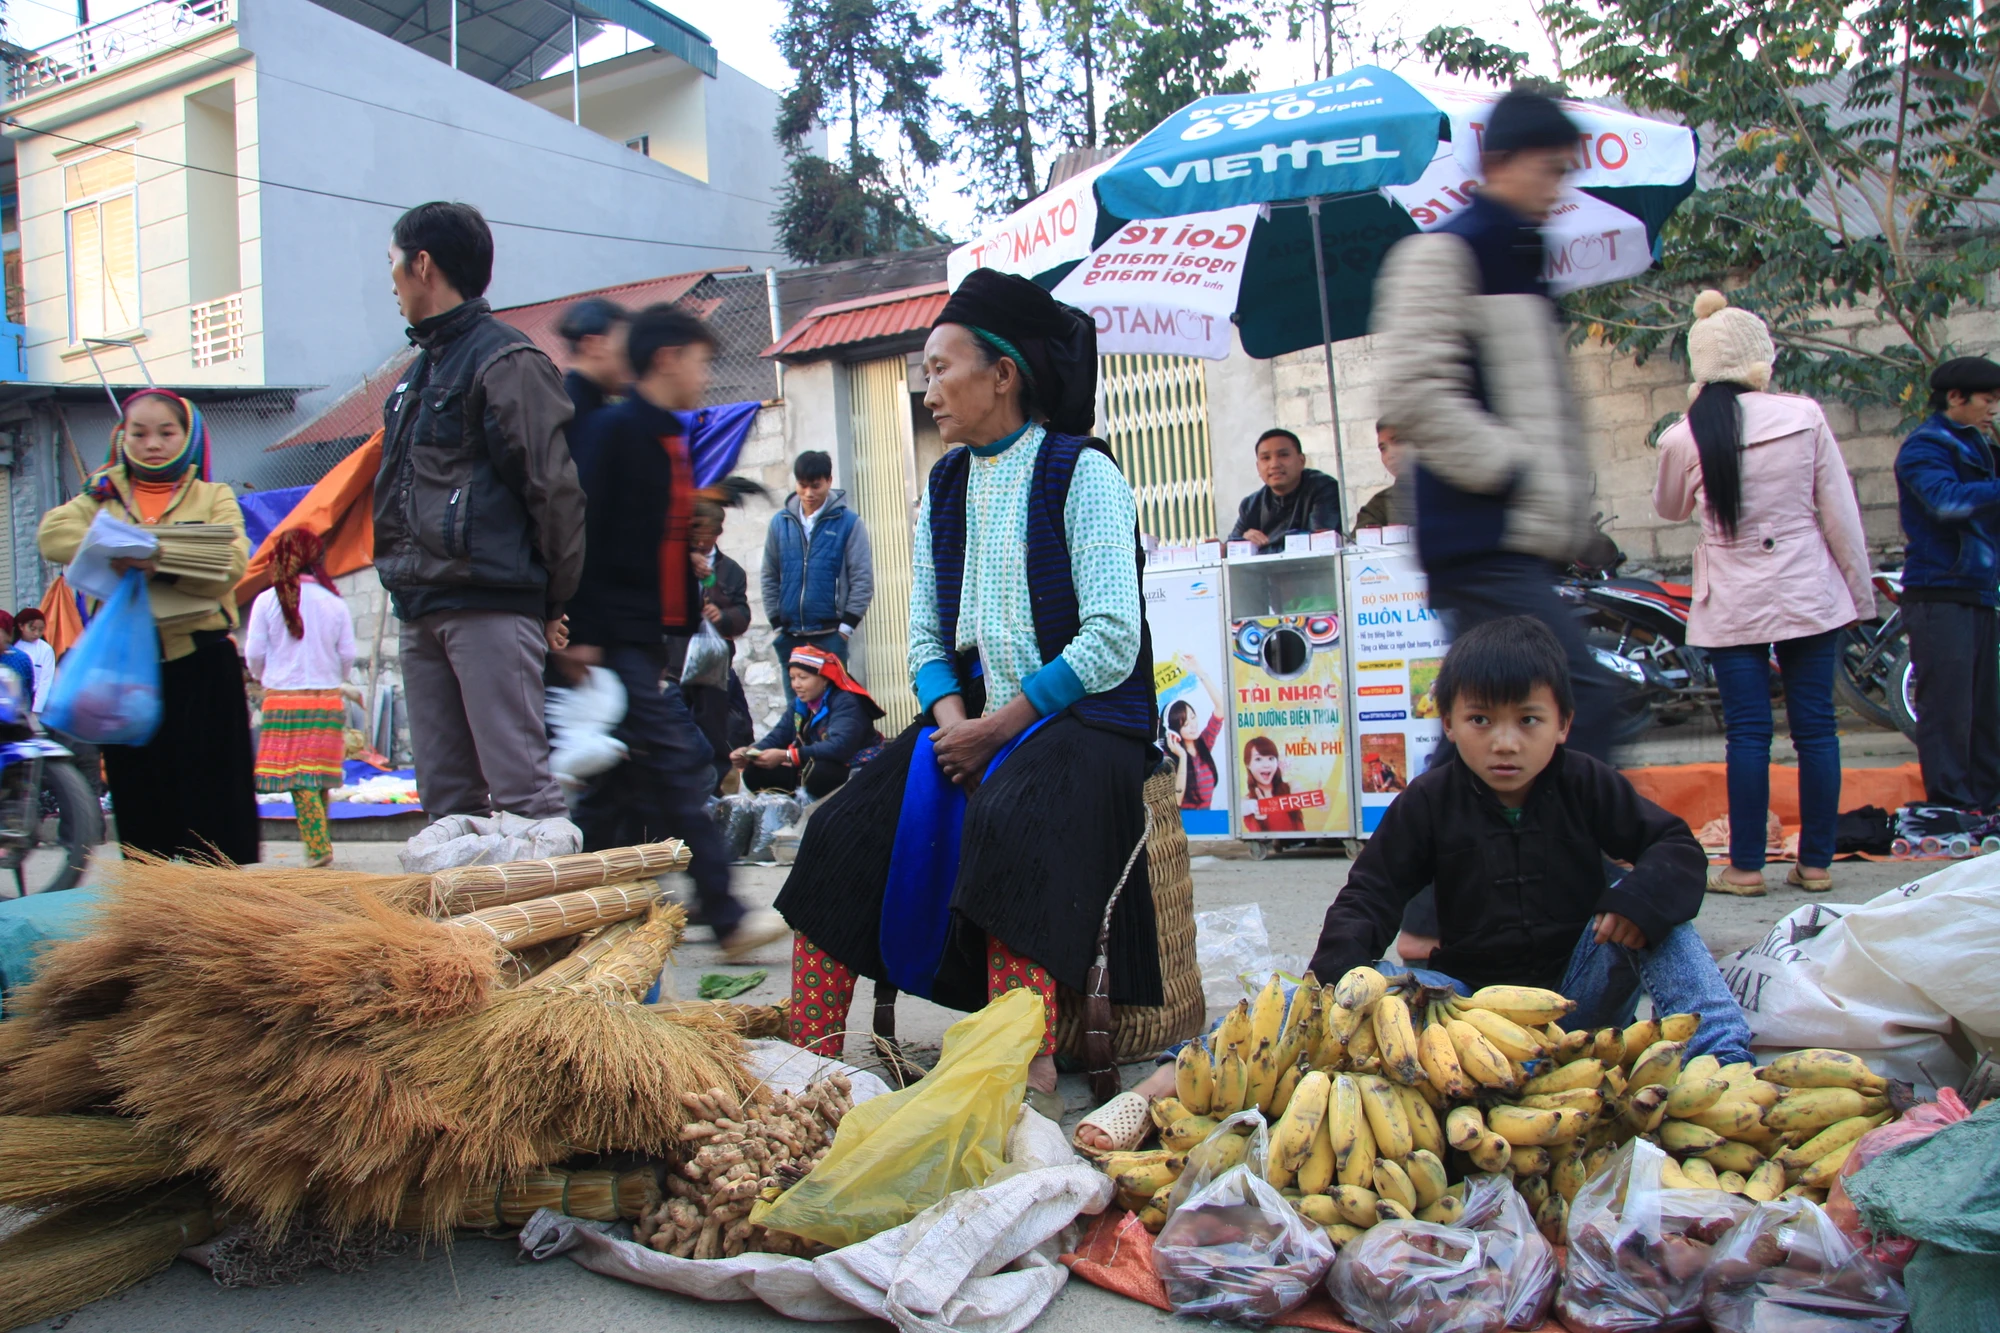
1893, 356, 2000, 810
1310, 616, 1752, 1061
563, 302, 786, 961
734, 645, 884, 799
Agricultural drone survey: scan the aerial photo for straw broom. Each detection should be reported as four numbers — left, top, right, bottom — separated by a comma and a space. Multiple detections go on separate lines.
0, 1115, 179, 1209
540, 902, 681, 1001
430, 841, 689, 916
521, 918, 643, 990
394, 1166, 659, 1230
648, 999, 790, 1039
443, 881, 663, 950
0, 1185, 212, 1331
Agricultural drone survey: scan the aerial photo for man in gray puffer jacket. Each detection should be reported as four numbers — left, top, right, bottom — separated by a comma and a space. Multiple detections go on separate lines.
375, 201, 586, 822
1372, 89, 1624, 762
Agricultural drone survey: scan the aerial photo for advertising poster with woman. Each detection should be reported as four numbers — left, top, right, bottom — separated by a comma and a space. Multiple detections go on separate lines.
1347, 547, 1448, 833
1227, 610, 1351, 838
1143, 567, 1234, 838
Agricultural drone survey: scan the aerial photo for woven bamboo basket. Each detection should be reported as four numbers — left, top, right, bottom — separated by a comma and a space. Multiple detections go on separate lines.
444, 882, 662, 949
1053, 761, 1204, 1062
430, 843, 689, 916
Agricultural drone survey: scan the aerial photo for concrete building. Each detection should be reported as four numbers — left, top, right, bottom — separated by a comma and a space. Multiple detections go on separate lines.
0, 0, 799, 605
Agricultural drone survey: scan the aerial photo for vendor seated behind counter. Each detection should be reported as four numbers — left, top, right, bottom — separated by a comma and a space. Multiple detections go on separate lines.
1078, 615, 1751, 1151
1227, 428, 1343, 551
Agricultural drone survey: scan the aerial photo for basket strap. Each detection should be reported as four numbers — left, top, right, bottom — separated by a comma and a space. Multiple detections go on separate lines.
1084, 804, 1153, 1106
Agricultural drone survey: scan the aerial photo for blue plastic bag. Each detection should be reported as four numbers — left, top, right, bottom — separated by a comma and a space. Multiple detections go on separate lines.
42, 567, 162, 745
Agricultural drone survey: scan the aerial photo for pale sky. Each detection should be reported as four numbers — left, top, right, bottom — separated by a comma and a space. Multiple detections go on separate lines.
7, 0, 1563, 238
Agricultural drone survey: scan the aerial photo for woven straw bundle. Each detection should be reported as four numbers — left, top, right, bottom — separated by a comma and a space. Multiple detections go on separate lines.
429, 841, 689, 915
0, 847, 749, 1236
445, 880, 662, 949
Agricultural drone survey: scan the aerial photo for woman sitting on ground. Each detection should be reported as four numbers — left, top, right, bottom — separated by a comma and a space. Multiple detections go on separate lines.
772, 269, 1162, 1119
732, 645, 884, 800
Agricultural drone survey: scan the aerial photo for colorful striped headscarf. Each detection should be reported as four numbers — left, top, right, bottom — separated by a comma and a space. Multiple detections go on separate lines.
90, 388, 210, 498
270, 527, 339, 639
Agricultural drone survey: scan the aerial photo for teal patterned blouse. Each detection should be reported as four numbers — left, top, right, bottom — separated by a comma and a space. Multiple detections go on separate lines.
909, 423, 1143, 715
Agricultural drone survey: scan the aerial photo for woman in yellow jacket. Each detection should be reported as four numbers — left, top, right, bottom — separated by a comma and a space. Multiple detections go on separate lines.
39, 389, 259, 864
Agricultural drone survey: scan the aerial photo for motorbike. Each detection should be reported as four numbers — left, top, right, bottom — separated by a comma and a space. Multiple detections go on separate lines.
0, 671, 105, 897
1556, 522, 1716, 729
1832, 570, 1912, 736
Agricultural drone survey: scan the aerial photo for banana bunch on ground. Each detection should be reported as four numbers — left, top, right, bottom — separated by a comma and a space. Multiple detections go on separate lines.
1107, 969, 1901, 1243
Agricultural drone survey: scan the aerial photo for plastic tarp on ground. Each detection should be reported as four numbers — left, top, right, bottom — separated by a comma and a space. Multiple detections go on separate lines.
520, 1103, 1111, 1333
1624, 762, 1925, 855
0, 886, 101, 1016
254, 759, 421, 821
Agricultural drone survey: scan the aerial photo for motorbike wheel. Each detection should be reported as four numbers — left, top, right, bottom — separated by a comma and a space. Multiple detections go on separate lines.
1889, 643, 1920, 740
3, 760, 104, 896
1833, 621, 1902, 732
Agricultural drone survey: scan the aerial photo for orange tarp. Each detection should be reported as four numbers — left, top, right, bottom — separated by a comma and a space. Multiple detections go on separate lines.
234, 430, 381, 608
37, 573, 88, 658
1624, 762, 1925, 833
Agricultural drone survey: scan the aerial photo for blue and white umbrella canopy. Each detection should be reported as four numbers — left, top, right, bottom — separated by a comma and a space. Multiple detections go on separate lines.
948, 68, 1697, 360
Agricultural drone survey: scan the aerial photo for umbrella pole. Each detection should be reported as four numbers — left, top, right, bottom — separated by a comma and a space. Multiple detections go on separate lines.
1306, 196, 1349, 533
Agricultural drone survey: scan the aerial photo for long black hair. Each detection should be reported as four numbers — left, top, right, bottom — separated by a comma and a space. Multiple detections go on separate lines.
1687, 381, 1753, 539
1166, 699, 1215, 782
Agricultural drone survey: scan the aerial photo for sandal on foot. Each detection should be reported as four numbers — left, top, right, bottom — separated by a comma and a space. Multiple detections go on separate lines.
1786, 865, 1834, 892
1071, 1090, 1150, 1156
1707, 866, 1768, 896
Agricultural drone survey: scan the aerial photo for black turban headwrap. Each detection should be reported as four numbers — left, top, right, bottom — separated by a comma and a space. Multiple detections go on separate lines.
934, 269, 1098, 436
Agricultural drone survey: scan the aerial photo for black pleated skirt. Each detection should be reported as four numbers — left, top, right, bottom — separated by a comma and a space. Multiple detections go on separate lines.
102, 630, 261, 865
775, 715, 1162, 1014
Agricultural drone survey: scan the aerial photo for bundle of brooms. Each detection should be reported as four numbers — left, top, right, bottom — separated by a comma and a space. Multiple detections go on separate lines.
0, 840, 759, 1276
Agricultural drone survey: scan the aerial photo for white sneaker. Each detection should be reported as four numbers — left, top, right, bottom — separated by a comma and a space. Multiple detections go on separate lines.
720, 907, 790, 961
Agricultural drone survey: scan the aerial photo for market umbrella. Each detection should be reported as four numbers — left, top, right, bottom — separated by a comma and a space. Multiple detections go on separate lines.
947, 67, 1697, 359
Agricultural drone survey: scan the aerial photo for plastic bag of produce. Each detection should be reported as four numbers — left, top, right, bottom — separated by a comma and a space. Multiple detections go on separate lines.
1557, 1138, 1753, 1333
1701, 1196, 1908, 1333
41, 568, 161, 745
1150, 1158, 1335, 1324
753, 988, 1042, 1250
679, 620, 732, 690
747, 791, 801, 861
1163, 1109, 1268, 1215
1825, 1087, 1970, 1270
1326, 1176, 1556, 1333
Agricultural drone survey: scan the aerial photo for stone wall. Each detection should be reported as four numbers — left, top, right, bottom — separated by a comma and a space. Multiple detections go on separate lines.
1263, 305, 2000, 575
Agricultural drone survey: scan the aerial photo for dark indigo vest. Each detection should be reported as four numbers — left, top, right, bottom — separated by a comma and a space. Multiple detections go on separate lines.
926, 431, 1156, 739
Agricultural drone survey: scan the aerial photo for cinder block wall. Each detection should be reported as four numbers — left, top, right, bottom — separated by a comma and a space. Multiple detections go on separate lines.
1264, 304, 2000, 575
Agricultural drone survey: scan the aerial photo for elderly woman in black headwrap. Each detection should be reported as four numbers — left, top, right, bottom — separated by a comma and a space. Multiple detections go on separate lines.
775, 270, 1160, 1112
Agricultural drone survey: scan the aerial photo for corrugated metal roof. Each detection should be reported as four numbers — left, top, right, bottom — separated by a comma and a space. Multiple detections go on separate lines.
270, 268, 741, 450
764, 282, 949, 361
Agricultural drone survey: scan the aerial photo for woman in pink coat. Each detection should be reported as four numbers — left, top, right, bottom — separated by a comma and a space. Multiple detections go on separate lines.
1654, 292, 1873, 896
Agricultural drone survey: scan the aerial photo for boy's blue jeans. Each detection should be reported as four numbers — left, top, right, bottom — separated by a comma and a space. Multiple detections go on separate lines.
1170, 922, 1753, 1066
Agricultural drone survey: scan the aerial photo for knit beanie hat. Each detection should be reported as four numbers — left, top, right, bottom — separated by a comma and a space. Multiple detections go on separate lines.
1687, 289, 1774, 392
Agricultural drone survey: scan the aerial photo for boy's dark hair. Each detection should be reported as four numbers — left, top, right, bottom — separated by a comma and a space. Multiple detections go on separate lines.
625, 302, 718, 377
391, 202, 493, 299
557, 297, 628, 349
1434, 616, 1575, 720
1256, 428, 1303, 454
794, 450, 833, 484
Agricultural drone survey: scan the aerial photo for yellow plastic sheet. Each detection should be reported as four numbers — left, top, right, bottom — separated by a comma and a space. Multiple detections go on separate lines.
754, 988, 1044, 1248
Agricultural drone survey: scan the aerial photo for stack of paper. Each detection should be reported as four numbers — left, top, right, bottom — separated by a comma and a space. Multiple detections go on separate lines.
151, 524, 241, 582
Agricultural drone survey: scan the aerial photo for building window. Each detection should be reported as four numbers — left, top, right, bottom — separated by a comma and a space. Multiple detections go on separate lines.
63, 143, 139, 342
625, 134, 651, 157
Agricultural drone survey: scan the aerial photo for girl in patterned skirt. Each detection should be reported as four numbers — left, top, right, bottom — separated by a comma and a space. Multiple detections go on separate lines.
244, 529, 355, 867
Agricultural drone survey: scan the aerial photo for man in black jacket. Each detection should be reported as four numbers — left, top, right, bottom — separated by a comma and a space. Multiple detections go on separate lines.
563, 303, 786, 960
376, 202, 585, 824
556, 296, 628, 478
684, 501, 753, 793
1227, 428, 1343, 550
1310, 617, 1751, 1061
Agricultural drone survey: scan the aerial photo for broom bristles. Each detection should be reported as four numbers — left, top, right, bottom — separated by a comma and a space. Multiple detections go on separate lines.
0, 1115, 179, 1209
0, 1187, 212, 1330
429, 842, 689, 916
0, 1015, 132, 1115
522, 919, 640, 991
549, 902, 683, 1001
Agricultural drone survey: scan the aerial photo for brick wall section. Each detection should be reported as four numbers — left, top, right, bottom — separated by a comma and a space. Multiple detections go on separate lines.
1267, 305, 2000, 575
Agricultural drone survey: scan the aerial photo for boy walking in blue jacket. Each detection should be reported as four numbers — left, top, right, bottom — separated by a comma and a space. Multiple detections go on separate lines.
1894, 356, 2000, 809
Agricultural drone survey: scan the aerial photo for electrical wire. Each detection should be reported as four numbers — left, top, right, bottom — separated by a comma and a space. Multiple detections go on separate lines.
4, 114, 789, 256
4, 3, 786, 212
